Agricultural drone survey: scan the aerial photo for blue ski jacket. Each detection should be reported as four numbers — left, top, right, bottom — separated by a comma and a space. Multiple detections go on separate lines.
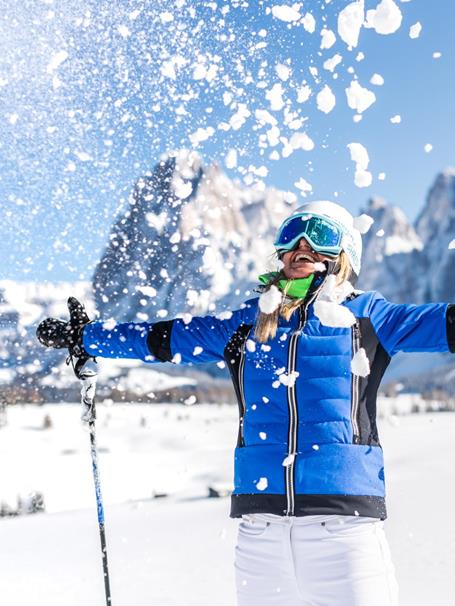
83, 290, 454, 519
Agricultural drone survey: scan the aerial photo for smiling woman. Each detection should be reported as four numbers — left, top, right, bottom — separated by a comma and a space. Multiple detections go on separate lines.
36, 198, 455, 606
281, 240, 331, 280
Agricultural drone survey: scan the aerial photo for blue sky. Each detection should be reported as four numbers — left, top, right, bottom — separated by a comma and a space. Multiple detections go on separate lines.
0, 0, 454, 281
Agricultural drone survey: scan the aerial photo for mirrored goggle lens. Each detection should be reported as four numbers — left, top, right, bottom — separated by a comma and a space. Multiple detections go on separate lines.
275, 215, 342, 251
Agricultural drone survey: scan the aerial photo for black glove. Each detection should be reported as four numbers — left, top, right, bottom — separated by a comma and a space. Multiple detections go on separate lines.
36, 297, 93, 378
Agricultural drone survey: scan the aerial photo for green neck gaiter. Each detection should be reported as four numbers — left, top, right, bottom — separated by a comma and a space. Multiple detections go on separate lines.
258, 272, 315, 299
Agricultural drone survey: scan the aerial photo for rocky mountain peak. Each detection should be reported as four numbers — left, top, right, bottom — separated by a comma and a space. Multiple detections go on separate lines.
93, 152, 293, 321
357, 197, 423, 300
413, 170, 455, 302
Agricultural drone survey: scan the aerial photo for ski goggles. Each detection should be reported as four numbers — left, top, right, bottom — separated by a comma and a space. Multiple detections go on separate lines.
274, 213, 344, 256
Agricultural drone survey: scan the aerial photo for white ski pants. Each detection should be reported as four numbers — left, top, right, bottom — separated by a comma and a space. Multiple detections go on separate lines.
234, 514, 399, 606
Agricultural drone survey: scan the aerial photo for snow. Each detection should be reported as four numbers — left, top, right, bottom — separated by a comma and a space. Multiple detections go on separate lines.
74, 151, 92, 162
266, 83, 285, 111
271, 5, 301, 22
351, 347, 371, 376
354, 170, 373, 188
246, 339, 256, 353
2, 404, 455, 605
316, 85, 336, 113
294, 177, 313, 195
255, 109, 278, 126
189, 127, 215, 147
370, 73, 385, 85
365, 0, 402, 35
323, 54, 342, 72
225, 149, 238, 169
320, 28, 336, 49
279, 370, 300, 387
258, 285, 282, 314
117, 24, 131, 39
337, 1, 365, 48
348, 142, 369, 170
256, 477, 268, 491
409, 22, 422, 39
173, 178, 193, 200
318, 275, 355, 304
160, 11, 174, 23
102, 318, 117, 330
289, 132, 314, 151
46, 50, 68, 74
184, 395, 197, 406
345, 80, 376, 113
294, 86, 310, 107
353, 213, 374, 234
275, 63, 291, 81
229, 104, 251, 131
282, 453, 295, 466
384, 235, 423, 255
347, 142, 373, 188
301, 13, 316, 34
313, 300, 356, 327
448, 239, 455, 250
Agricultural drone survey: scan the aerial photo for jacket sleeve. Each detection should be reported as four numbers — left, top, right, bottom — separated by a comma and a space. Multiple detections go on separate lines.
82, 306, 254, 364
367, 294, 451, 356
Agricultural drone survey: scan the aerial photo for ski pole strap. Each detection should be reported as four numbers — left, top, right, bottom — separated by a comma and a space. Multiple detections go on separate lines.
73, 358, 98, 423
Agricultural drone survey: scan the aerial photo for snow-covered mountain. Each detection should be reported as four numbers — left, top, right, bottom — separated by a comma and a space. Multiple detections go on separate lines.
356, 197, 424, 302
357, 170, 455, 304
93, 150, 294, 321
414, 169, 455, 302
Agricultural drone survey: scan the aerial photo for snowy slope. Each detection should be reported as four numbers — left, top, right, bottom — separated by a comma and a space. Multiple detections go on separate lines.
1, 403, 455, 605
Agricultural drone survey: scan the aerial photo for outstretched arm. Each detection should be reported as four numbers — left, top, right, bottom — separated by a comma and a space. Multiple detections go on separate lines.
368, 295, 454, 356
82, 307, 256, 365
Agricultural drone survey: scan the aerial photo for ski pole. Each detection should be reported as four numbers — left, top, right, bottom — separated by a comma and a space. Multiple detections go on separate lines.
80, 359, 112, 606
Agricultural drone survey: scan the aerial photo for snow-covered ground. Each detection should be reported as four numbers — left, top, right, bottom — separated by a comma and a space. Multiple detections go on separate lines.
1, 403, 455, 605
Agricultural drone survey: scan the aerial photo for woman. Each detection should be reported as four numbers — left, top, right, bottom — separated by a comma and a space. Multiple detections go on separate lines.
37, 200, 455, 606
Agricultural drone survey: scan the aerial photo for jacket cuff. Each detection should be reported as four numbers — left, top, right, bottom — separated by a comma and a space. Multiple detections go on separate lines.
147, 320, 174, 362
446, 305, 455, 352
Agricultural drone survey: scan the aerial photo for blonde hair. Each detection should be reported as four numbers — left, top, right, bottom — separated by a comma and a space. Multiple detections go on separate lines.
254, 251, 352, 343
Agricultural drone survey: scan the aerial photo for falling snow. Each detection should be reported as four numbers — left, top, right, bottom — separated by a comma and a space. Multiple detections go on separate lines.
351, 347, 371, 377
409, 22, 422, 39
337, 1, 365, 48
347, 142, 373, 189
365, 0, 403, 36
271, 5, 301, 22
256, 477, 268, 491
316, 85, 336, 113
314, 301, 357, 328
345, 80, 376, 114
259, 285, 282, 314
353, 214, 374, 234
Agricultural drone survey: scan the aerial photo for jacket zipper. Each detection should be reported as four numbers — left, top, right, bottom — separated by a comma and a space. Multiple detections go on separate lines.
351, 321, 361, 444
285, 294, 317, 516
238, 328, 251, 447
